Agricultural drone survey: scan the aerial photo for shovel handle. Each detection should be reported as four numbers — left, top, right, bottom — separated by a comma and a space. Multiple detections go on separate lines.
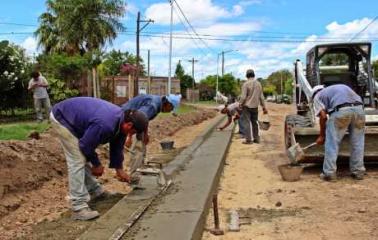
303, 142, 317, 150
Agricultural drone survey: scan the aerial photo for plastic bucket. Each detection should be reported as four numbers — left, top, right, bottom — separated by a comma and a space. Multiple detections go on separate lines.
259, 121, 270, 131
278, 164, 304, 182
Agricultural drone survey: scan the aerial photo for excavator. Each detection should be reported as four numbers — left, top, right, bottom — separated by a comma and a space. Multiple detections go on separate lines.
285, 42, 378, 163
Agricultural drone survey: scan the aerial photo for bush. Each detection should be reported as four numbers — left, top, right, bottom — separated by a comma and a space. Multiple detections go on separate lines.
0, 40, 32, 113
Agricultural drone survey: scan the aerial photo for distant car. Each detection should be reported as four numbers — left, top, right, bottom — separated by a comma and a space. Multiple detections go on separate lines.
266, 96, 276, 102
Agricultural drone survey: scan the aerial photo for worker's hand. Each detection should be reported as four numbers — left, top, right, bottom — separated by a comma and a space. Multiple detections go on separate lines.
125, 135, 133, 148
115, 169, 131, 183
316, 135, 325, 145
263, 107, 268, 114
91, 165, 104, 177
217, 127, 223, 131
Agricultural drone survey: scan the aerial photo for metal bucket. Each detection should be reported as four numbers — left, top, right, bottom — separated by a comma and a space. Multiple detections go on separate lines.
160, 140, 174, 150
278, 164, 304, 182
259, 121, 270, 131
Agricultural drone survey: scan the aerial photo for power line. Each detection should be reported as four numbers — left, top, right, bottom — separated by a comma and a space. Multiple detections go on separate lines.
349, 16, 378, 41
2, 31, 378, 43
172, 0, 214, 53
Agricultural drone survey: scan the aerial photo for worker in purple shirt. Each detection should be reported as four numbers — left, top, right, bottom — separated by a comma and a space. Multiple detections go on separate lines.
312, 84, 365, 181
50, 97, 148, 220
121, 94, 181, 180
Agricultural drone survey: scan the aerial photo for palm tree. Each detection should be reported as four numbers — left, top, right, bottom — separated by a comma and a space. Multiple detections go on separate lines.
35, 0, 125, 96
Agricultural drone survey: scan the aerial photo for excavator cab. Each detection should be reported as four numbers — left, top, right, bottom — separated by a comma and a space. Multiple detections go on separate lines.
287, 42, 378, 163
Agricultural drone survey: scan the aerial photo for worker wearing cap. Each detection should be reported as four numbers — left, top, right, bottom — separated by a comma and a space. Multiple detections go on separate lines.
50, 97, 148, 220
121, 94, 181, 179
239, 69, 268, 144
217, 102, 244, 135
312, 84, 366, 181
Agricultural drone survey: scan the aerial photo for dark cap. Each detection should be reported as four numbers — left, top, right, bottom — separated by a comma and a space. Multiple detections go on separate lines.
246, 69, 255, 78
124, 110, 148, 133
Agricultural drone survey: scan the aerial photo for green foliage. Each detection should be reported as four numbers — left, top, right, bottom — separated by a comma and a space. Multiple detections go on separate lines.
35, 0, 125, 54
373, 59, 378, 79
158, 104, 196, 117
103, 50, 144, 76
200, 73, 239, 97
47, 77, 80, 103
0, 40, 31, 111
175, 61, 185, 80
38, 53, 88, 81
0, 122, 49, 140
174, 61, 194, 97
320, 53, 349, 66
266, 69, 293, 96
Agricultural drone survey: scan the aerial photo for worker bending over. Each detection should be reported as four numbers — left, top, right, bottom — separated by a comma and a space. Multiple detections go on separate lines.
121, 94, 181, 180
50, 97, 148, 220
217, 102, 244, 134
312, 84, 365, 181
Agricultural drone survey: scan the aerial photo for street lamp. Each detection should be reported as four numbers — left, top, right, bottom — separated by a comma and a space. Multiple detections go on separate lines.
216, 50, 238, 103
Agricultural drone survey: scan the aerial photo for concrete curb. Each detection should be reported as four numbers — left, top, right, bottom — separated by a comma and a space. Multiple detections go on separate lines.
78, 114, 227, 240
123, 118, 234, 240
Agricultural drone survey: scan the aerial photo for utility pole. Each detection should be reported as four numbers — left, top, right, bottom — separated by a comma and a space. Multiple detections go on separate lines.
168, 0, 174, 95
135, 11, 153, 97
187, 57, 199, 88
221, 51, 225, 76
147, 49, 151, 94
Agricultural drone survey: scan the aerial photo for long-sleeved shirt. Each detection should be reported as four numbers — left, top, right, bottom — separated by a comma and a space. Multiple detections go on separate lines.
52, 97, 126, 169
121, 94, 162, 120
239, 78, 266, 109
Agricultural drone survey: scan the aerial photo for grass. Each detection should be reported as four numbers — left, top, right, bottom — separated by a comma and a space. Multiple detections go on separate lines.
0, 122, 50, 140
159, 104, 197, 117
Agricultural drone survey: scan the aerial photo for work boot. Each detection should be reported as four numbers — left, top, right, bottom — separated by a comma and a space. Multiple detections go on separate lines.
253, 139, 260, 144
242, 140, 253, 145
72, 207, 99, 221
320, 173, 337, 182
351, 172, 364, 180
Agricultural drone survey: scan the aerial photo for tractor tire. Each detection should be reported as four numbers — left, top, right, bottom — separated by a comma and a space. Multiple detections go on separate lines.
284, 114, 313, 149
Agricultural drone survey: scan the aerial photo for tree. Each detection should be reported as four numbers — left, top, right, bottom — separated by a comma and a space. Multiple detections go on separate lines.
266, 69, 293, 96
0, 41, 31, 112
35, 0, 126, 97
200, 73, 239, 97
320, 53, 349, 66
103, 50, 144, 76
174, 61, 194, 97
373, 59, 378, 79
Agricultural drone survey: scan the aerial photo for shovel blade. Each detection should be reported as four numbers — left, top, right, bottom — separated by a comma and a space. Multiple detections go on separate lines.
287, 143, 305, 163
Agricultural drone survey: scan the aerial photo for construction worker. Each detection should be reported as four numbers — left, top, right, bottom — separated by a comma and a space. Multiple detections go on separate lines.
121, 94, 181, 180
312, 84, 366, 181
239, 69, 268, 144
217, 102, 244, 135
50, 97, 148, 220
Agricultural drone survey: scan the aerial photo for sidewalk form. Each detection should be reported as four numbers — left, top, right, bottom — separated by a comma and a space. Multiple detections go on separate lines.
79, 114, 233, 240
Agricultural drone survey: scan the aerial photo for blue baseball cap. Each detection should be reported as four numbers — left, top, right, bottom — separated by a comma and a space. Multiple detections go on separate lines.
166, 94, 181, 113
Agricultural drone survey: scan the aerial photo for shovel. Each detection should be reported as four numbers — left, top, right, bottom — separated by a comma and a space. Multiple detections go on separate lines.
287, 131, 317, 163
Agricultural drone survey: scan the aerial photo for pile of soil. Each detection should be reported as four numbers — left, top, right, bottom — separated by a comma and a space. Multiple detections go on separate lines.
0, 107, 216, 239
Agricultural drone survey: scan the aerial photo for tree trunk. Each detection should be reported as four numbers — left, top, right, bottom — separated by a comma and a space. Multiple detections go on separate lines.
92, 67, 97, 98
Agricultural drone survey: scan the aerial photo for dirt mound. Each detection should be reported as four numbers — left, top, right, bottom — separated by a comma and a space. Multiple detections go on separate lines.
0, 107, 216, 219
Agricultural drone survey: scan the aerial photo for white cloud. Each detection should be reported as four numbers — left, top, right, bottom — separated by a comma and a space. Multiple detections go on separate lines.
145, 0, 246, 26
239, 0, 262, 6
21, 37, 38, 55
196, 22, 262, 36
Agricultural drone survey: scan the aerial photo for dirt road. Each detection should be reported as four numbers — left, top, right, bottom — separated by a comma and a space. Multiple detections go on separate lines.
202, 103, 378, 240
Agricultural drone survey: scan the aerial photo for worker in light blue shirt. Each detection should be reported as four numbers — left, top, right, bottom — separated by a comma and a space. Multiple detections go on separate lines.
312, 84, 365, 181
121, 94, 181, 180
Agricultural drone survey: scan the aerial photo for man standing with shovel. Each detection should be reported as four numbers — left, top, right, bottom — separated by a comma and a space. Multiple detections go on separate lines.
312, 84, 366, 181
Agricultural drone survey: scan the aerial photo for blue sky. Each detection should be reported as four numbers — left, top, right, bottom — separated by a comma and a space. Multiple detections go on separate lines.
1, 0, 378, 79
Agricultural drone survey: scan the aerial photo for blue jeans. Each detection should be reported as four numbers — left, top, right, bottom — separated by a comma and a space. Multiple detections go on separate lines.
323, 106, 366, 176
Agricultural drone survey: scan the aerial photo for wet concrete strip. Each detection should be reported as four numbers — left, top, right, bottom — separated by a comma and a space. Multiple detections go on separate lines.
78, 115, 226, 240
123, 124, 233, 239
